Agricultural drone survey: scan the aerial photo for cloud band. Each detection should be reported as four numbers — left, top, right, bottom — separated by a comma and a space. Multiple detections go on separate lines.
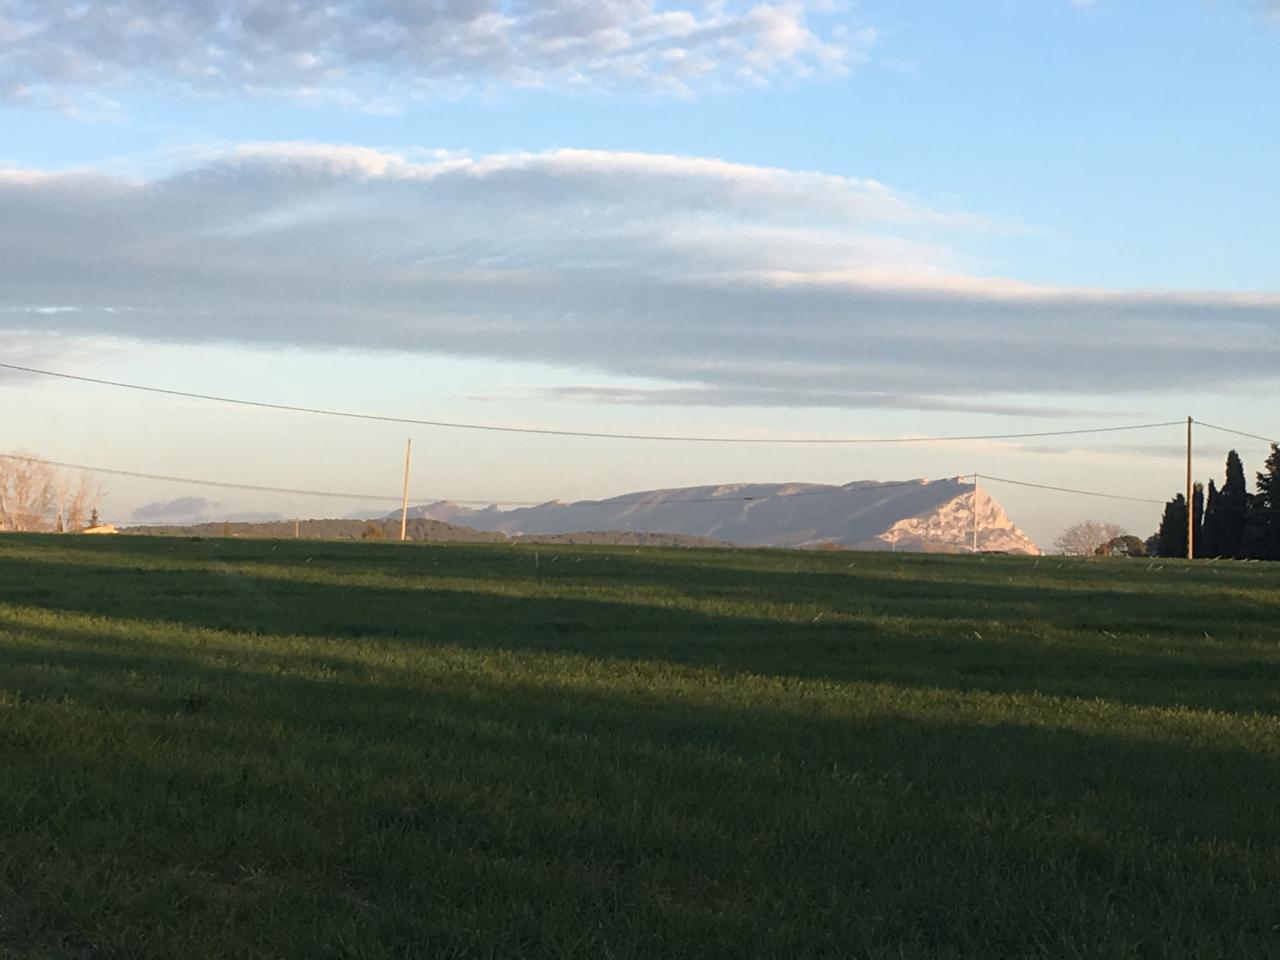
2, 144, 1277, 412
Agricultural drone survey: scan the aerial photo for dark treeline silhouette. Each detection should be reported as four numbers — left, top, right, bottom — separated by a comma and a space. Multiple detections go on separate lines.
1151, 445, 1280, 559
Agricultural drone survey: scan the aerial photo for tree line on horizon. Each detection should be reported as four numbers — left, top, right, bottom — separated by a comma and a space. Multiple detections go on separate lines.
1150, 445, 1280, 559
0, 453, 100, 533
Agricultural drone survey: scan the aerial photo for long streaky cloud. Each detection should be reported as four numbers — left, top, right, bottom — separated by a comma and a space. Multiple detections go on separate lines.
0, 0, 867, 105
1, 143, 1278, 414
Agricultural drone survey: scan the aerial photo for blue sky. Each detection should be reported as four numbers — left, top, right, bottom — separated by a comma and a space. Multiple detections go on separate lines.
1, 0, 1278, 545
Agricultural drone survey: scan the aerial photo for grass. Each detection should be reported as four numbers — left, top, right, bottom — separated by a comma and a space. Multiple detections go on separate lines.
1, 534, 1278, 959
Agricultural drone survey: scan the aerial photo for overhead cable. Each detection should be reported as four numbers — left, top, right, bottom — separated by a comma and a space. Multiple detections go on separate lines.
0, 452, 424, 503
977, 473, 1166, 505
0, 360, 1183, 445
0, 452, 937, 508
1195, 420, 1280, 446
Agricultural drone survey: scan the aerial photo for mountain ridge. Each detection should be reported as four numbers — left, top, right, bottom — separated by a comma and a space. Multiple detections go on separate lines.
395, 478, 1041, 554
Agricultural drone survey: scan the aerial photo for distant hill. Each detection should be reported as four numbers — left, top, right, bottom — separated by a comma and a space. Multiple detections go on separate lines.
124, 517, 506, 543
397, 478, 1041, 554
122, 517, 726, 548
511, 530, 730, 548
126, 478, 1039, 554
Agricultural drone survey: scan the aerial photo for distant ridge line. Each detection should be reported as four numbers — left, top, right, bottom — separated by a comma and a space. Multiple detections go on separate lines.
0, 451, 938, 507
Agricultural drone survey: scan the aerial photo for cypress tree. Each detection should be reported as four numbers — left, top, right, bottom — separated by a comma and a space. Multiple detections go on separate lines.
1200, 479, 1219, 558
1217, 450, 1249, 559
1243, 493, 1266, 560
1155, 494, 1188, 558
1250, 443, 1280, 561
1192, 482, 1205, 558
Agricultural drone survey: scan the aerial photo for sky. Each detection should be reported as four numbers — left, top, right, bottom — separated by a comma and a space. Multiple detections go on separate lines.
1, 0, 1278, 547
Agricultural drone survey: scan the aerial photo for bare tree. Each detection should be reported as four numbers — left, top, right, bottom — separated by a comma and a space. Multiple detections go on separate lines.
1054, 520, 1125, 556
0, 452, 101, 532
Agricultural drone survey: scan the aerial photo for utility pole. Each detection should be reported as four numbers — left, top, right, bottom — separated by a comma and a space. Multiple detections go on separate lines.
294, 518, 299, 539
972, 473, 979, 554
1186, 416, 1194, 560
400, 438, 413, 543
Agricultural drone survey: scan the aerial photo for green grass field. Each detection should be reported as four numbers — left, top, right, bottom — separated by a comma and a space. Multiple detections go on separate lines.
1, 534, 1278, 959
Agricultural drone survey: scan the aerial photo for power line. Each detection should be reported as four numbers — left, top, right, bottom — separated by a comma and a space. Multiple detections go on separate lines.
0, 360, 1184, 445
4, 451, 1188, 536
0, 452, 933, 509
2, 445, 1167, 520
0, 452, 420, 503
977, 473, 1166, 505
1195, 420, 1279, 446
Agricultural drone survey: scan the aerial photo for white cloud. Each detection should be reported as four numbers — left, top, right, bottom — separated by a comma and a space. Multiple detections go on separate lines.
1, 143, 1278, 413
1085, 1, 1280, 20
0, 323, 132, 379
0, 0, 868, 103
0, 80, 30, 103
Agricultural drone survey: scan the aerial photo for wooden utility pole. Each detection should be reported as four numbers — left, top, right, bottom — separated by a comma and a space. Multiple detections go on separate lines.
1186, 416, 1194, 560
294, 518, 300, 539
972, 473, 979, 554
400, 438, 413, 543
